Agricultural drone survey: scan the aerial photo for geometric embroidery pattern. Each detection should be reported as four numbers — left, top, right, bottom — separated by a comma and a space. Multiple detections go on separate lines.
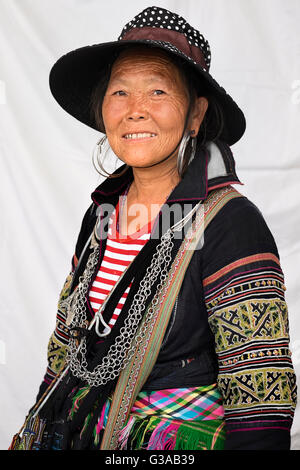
204, 262, 297, 424
47, 333, 69, 378
44, 270, 73, 382
217, 368, 297, 416
208, 298, 289, 353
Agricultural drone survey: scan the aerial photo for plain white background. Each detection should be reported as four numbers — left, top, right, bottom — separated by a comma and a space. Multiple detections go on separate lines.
0, 0, 299, 449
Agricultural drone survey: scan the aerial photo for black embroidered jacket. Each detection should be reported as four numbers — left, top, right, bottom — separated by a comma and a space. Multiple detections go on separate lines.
37, 139, 297, 450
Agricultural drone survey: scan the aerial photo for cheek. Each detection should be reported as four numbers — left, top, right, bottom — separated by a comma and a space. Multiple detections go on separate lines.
154, 100, 187, 134
102, 97, 124, 132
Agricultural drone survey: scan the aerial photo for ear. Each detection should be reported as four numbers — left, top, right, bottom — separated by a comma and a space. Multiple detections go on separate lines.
190, 97, 208, 136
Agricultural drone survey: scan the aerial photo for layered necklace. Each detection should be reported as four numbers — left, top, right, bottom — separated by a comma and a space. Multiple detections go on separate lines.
57, 182, 198, 388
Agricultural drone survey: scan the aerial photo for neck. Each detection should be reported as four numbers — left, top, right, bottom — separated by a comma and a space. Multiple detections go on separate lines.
128, 163, 181, 205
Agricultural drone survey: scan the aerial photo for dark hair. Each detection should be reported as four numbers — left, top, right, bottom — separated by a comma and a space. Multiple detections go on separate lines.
89, 47, 225, 177
169, 56, 225, 145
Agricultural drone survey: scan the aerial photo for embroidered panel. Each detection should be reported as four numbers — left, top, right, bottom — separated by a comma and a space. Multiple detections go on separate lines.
44, 270, 73, 382
203, 254, 297, 424
217, 368, 297, 420
208, 297, 289, 353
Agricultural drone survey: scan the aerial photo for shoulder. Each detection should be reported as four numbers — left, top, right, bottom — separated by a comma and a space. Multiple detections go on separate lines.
74, 202, 98, 258
209, 191, 275, 240
203, 190, 280, 274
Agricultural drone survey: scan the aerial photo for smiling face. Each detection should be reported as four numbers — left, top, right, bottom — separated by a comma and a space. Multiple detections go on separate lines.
102, 47, 207, 170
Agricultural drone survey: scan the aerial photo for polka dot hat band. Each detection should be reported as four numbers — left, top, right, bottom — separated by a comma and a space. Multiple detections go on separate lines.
49, 5, 246, 145
118, 6, 211, 71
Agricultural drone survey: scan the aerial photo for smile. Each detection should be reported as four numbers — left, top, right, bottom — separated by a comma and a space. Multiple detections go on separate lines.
123, 133, 157, 140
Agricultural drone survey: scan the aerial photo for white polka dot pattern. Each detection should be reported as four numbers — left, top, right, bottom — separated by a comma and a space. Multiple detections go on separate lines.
118, 6, 211, 70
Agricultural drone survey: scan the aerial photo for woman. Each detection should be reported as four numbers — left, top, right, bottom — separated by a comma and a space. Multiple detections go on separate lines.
10, 6, 297, 451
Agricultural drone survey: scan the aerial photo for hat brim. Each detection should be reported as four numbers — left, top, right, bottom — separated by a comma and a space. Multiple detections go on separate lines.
49, 39, 246, 146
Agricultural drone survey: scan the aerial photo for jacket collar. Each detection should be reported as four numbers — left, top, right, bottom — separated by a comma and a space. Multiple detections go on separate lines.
91, 139, 243, 206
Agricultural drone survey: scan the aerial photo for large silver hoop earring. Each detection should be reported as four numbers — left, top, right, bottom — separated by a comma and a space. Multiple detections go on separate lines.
92, 136, 129, 179
189, 136, 197, 165
177, 132, 191, 177
92, 136, 108, 176
177, 132, 197, 177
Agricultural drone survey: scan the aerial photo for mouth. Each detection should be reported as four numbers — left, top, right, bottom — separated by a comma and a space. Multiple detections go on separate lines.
122, 132, 157, 141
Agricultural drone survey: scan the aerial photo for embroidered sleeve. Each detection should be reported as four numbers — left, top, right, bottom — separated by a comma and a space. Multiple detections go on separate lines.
36, 258, 76, 401
36, 203, 96, 401
202, 197, 297, 450
43, 263, 76, 385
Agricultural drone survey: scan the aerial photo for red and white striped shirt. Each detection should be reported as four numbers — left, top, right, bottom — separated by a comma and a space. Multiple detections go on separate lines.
88, 199, 152, 332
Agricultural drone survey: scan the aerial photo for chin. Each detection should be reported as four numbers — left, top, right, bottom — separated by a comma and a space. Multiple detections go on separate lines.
120, 152, 162, 168
124, 159, 159, 168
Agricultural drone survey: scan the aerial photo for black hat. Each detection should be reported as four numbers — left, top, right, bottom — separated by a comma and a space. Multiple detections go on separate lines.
49, 6, 246, 146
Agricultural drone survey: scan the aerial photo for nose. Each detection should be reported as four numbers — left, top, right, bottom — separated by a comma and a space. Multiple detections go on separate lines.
128, 114, 145, 121
126, 95, 149, 121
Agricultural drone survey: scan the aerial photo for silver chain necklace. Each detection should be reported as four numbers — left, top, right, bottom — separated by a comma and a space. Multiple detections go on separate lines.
64, 195, 202, 387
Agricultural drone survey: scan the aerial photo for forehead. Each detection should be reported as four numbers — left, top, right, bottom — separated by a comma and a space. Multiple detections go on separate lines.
109, 46, 184, 83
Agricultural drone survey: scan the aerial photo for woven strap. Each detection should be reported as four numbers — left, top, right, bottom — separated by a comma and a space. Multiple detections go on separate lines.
100, 185, 243, 449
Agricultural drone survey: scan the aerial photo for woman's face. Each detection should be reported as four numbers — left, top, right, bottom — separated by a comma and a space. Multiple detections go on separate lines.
102, 47, 207, 169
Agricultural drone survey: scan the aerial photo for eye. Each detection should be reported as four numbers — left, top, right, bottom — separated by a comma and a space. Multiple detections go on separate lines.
153, 89, 165, 96
112, 90, 127, 96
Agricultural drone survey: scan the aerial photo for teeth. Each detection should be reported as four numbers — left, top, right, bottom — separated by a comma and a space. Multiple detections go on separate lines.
124, 133, 156, 139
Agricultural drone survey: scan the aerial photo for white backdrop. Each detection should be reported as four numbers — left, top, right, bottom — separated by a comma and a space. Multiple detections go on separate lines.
1, 0, 299, 450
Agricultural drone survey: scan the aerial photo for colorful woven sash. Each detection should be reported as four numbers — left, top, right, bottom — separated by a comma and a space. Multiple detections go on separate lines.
100, 186, 243, 449
130, 384, 224, 421
118, 416, 226, 450
114, 383, 226, 450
